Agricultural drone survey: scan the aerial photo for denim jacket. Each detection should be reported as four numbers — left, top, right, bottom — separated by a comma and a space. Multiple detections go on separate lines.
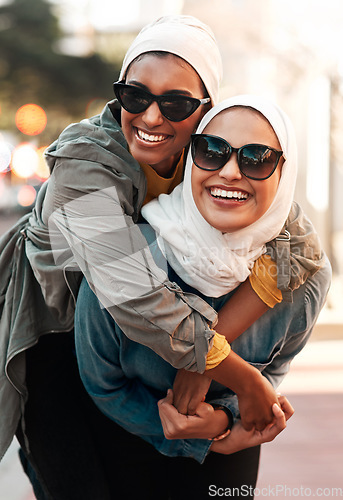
75, 237, 331, 464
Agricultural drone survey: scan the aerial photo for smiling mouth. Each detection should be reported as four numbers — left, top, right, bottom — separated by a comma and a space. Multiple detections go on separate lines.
210, 187, 249, 201
135, 127, 169, 143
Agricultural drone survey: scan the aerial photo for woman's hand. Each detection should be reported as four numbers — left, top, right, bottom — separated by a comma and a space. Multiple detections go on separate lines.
277, 394, 294, 421
236, 371, 280, 431
158, 389, 229, 440
211, 397, 294, 455
172, 369, 212, 415
205, 351, 280, 431
158, 388, 294, 450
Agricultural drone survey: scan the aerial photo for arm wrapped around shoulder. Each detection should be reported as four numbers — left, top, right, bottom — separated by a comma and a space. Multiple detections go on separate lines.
265, 201, 326, 301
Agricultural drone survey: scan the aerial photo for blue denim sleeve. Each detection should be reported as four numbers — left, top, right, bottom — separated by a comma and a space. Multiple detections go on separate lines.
74, 277, 212, 463
261, 258, 331, 389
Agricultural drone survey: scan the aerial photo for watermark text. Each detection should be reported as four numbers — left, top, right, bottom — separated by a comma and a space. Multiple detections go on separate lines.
208, 484, 343, 497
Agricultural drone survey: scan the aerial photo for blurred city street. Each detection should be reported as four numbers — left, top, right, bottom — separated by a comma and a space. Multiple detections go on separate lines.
1, 0, 343, 498
0, 212, 342, 499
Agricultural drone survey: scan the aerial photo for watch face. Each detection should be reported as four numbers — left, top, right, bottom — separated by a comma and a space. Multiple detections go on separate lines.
213, 405, 233, 429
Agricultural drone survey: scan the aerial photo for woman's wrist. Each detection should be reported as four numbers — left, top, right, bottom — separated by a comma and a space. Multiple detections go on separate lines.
211, 405, 233, 440
234, 362, 263, 397
206, 350, 261, 396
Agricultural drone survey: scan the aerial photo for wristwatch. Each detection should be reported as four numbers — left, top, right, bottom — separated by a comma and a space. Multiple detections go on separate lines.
212, 404, 234, 437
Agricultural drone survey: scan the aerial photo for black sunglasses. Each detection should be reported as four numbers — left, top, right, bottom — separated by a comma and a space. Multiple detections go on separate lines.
113, 81, 210, 122
191, 134, 283, 180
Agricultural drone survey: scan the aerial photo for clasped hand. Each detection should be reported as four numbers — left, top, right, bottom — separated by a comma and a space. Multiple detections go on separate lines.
158, 389, 294, 455
172, 367, 280, 431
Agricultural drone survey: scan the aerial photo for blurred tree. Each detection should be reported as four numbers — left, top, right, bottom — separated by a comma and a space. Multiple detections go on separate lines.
0, 0, 120, 118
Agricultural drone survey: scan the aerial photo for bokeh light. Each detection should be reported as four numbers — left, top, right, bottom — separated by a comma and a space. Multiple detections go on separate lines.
0, 178, 4, 198
35, 146, 50, 180
15, 104, 47, 136
17, 185, 37, 207
86, 98, 107, 118
0, 141, 12, 173
11, 143, 39, 179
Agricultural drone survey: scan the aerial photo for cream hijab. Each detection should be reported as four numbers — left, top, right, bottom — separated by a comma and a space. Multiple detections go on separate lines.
119, 15, 223, 105
142, 95, 297, 297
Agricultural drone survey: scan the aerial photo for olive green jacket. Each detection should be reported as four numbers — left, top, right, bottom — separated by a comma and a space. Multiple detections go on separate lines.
0, 102, 217, 460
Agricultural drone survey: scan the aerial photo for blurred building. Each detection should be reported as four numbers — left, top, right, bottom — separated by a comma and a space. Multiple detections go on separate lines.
73, 0, 343, 280
180, 0, 343, 274
3, 0, 343, 294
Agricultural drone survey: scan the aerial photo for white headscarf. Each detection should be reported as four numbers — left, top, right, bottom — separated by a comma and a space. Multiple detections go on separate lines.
142, 95, 298, 297
119, 15, 223, 105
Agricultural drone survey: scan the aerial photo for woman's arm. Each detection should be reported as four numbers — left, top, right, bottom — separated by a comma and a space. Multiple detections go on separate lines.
29, 113, 217, 374
48, 163, 216, 372
173, 254, 331, 425
172, 276, 275, 422
214, 259, 331, 425
172, 207, 328, 414
203, 351, 279, 431
215, 278, 269, 342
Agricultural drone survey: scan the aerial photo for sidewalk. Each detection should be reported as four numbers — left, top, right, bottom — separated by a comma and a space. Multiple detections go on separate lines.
1, 336, 342, 500
0, 441, 34, 500
257, 338, 343, 499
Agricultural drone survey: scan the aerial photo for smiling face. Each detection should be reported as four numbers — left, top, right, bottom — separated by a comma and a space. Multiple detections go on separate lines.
191, 107, 283, 233
121, 53, 210, 178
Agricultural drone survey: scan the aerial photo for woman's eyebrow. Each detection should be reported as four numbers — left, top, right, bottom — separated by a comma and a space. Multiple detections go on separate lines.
164, 89, 194, 97
126, 80, 194, 97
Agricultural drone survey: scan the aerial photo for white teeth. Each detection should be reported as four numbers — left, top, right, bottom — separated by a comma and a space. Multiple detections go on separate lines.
210, 187, 248, 200
137, 129, 167, 143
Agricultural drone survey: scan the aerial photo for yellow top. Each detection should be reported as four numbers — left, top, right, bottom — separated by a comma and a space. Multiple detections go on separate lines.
141, 152, 184, 206
205, 332, 231, 370
249, 253, 282, 308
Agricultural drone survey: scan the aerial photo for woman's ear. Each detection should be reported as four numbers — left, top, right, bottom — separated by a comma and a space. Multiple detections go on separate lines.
200, 101, 212, 120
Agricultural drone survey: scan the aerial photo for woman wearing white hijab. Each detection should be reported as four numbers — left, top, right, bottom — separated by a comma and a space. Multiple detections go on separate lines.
143, 94, 298, 297
75, 95, 331, 499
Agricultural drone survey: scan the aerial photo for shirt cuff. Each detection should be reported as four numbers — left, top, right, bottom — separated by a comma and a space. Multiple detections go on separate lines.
249, 253, 283, 308
205, 332, 231, 370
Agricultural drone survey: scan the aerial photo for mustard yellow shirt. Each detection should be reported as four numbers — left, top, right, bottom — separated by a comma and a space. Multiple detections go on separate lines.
141, 152, 184, 206
205, 333, 231, 370
249, 254, 282, 308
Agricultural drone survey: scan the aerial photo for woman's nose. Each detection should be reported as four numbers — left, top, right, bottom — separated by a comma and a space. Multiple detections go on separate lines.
141, 101, 164, 127
218, 154, 243, 181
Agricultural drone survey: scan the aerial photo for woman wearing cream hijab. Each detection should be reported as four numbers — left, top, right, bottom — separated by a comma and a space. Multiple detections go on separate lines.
1, 15, 227, 500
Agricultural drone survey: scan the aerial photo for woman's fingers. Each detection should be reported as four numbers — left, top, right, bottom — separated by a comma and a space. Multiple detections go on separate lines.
277, 395, 295, 421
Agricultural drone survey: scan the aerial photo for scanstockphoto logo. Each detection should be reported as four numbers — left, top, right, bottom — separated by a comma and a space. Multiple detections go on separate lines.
48, 186, 169, 308
264, 242, 321, 280
171, 243, 253, 281
208, 484, 343, 497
